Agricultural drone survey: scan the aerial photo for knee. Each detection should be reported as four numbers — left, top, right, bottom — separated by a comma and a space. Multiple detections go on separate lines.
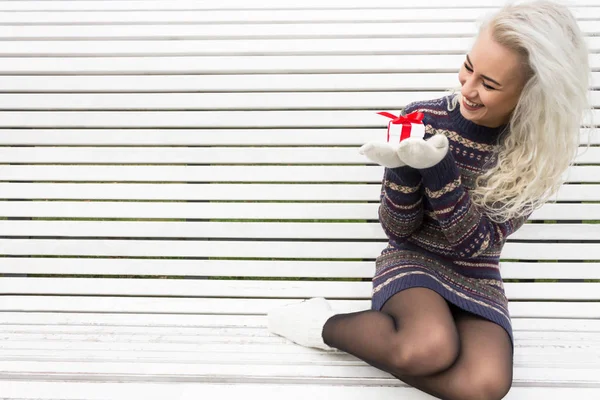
460, 370, 513, 400
388, 327, 459, 376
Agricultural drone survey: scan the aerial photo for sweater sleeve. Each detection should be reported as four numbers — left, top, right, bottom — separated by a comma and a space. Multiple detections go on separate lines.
418, 151, 531, 258
378, 165, 424, 243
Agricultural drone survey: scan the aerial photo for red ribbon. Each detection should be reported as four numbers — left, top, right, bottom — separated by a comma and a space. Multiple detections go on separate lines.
377, 111, 424, 142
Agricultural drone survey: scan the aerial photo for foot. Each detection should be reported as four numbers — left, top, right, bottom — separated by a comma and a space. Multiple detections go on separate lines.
267, 297, 336, 351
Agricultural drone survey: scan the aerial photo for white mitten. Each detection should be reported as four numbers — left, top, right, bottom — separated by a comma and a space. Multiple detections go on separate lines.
397, 134, 449, 169
359, 142, 406, 168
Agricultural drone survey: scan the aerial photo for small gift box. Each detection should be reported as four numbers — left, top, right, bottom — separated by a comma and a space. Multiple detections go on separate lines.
377, 111, 425, 143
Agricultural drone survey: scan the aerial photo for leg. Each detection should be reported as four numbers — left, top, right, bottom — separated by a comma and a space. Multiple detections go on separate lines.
322, 287, 460, 377
394, 307, 514, 400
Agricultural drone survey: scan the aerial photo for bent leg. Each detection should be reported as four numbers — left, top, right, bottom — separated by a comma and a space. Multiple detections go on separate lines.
322, 287, 460, 377
395, 308, 514, 400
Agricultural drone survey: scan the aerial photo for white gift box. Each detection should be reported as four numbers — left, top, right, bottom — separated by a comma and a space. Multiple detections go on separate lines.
387, 120, 425, 143
378, 111, 425, 143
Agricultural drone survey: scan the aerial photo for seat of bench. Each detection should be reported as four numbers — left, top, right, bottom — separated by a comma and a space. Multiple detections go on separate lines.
1, 303, 600, 399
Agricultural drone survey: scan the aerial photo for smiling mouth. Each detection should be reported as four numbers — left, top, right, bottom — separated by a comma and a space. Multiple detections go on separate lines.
462, 96, 484, 110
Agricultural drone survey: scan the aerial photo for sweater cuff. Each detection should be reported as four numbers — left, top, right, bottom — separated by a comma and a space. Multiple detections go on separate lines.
386, 165, 422, 187
419, 151, 461, 192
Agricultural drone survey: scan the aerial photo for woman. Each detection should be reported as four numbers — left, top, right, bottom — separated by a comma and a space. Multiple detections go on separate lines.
267, 1, 591, 399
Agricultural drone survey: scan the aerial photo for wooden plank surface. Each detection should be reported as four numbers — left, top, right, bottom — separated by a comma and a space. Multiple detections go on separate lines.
0, 202, 599, 221
0, 166, 597, 183
1, 8, 599, 24
1, 221, 599, 241
0, 129, 597, 145
1, 146, 598, 164
1, 381, 599, 400
1, 54, 599, 73
2, 21, 600, 39
0, 0, 596, 11
1, 258, 600, 280
1, 75, 599, 92
0, 183, 598, 201
1, 278, 599, 300
1, 90, 599, 109
0, 110, 598, 128
1, 296, 599, 318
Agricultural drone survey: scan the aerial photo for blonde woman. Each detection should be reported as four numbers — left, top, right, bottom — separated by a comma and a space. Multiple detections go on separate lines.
268, 1, 591, 399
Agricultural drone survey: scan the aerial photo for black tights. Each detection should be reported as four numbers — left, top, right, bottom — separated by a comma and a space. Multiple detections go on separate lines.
322, 287, 513, 400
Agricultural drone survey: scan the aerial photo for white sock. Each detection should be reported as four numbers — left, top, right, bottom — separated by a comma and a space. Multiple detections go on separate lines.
267, 297, 336, 351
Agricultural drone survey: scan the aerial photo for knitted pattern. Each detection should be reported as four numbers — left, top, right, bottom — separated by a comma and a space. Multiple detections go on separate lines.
371, 95, 531, 350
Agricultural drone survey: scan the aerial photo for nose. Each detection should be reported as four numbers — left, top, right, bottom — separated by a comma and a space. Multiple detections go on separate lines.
460, 74, 478, 100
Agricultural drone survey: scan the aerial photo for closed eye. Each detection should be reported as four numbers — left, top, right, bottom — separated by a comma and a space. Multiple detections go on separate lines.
464, 63, 497, 90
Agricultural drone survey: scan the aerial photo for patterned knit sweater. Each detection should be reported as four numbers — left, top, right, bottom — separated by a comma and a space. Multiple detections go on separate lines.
372, 95, 534, 348
378, 95, 530, 263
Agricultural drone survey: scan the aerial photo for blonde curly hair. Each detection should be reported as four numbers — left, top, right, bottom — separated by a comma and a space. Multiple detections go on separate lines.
447, 0, 593, 223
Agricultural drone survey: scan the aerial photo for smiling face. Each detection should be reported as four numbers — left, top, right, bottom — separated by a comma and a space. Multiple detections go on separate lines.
458, 28, 529, 128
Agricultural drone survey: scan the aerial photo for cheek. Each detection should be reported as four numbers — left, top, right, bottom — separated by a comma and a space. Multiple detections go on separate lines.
458, 69, 467, 85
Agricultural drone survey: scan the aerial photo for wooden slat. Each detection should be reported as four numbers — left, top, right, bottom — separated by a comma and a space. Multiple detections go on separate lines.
1, 54, 599, 74
1, 312, 598, 332
1, 221, 599, 242
0, 0, 596, 11
0, 359, 599, 385
1, 296, 598, 318
0, 238, 598, 260
1, 312, 598, 333
3, 38, 600, 56
1, 8, 598, 24
0, 129, 598, 146
3, 323, 598, 338
1, 202, 599, 221
0, 278, 599, 300
1, 381, 599, 400
2, 21, 599, 39
0, 166, 597, 183
1, 90, 599, 109
1, 146, 598, 164
1, 258, 600, 280
0, 110, 598, 128
0, 183, 599, 202
0, 75, 599, 93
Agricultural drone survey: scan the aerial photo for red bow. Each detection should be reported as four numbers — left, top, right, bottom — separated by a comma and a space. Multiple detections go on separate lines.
377, 111, 425, 142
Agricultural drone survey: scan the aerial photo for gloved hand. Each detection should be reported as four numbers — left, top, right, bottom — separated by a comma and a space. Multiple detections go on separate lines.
397, 134, 449, 169
358, 142, 406, 168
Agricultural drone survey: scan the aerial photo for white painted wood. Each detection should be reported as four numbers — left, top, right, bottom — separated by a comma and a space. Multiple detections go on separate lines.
3, 91, 599, 109
1, 110, 598, 128
1, 165, 597, 183
4, 38, 600, 56
2, 21, 599, 39
1, 296, 598, 318
1, 359, 599, 384
1, 201, 599, 221
0, 129, 597, 146
2, 54, 600, 73
1, 314, 597, 332
0, 183, 598, 201
0, 312, 598, 332
1, 381, 598, 400
1, 258, 599, 280
1, 278, 599, 300
1, 221, 599, 242
0, 238, 599, 259
1, 75, 599, 93
0, 8, 598, 24
0, 0, 595, 11
2, 146, 598, 164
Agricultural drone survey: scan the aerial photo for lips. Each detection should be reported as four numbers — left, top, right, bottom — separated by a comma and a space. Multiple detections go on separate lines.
462, 96, 484, 111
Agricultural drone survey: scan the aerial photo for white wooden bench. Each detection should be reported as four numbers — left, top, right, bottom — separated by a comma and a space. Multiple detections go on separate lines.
1, 0, 599, 398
